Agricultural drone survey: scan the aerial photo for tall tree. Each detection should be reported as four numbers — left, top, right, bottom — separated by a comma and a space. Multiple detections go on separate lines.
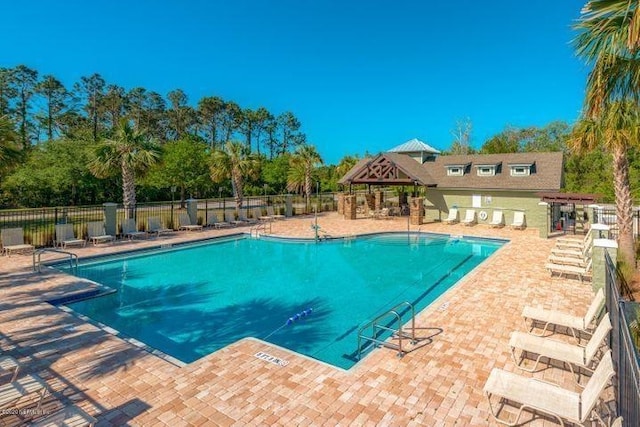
209, 141, 259, 212
12, 65, 39, 148
277, 112, 304, 155
197, 96, 225, 149
288, 144, 323, 210
36, 75, 70, 141
166, 89, 196, 140
74, 73, 106, 142
0, 68, 16, 117
449, 118, 474, 155
0, 115, 21, 178
89, 119, 161, 218
218, 101, 242, 143
101, 84, 128, 131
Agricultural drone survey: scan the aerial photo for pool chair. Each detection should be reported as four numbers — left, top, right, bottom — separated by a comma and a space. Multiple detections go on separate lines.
551, 243, 591, 260
224, 211, 246, 226
489, 211, 505, 228
255, 207, 273, 221
122, 218, 147, 240
54, 223, 86, 248
556, 230, 593, 250
1, 227, 34, 256
510, 211, 526, 230
522, 288, 604, 343
238, 210, 258, 224
31, 404, 97, 427
546, 258, 593, 283
510, 313, 611, 383
205, 212, 231, 229
147, 216, 173, 237
484, 350, 615, 427
0, 355, 20, 383
443, 208, 459, 224
0, 373, 48, 410
87, 221, 116, 245
461, 209, 477, 226
178, 212, 203, 232
267, 205, 285, 220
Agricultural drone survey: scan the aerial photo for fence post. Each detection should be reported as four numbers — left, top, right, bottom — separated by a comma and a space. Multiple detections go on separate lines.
103, 203, 118, 237
186, 199, 198, 225
593, 238, 618, 293
285, 194, 293, 217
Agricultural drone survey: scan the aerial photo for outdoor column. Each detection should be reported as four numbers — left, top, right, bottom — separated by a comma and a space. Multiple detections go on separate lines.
409, 197, 424, 225
186, 199, 198, 225
592, 238, 617, 293
364, 194, 375, 212
538, 202, 549, 239
337, 193, 345, 215
285, 194, 293, 217
344, 195, 357, 220
374, 190, 384, 211
103, 203, 117, 237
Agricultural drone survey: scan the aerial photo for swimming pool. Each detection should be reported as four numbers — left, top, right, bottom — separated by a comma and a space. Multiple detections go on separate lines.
56, 232, 504, 369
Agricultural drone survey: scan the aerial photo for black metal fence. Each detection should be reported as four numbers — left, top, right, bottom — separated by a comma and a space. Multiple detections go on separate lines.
593, 207, 640, 240
605, 251, 640, 425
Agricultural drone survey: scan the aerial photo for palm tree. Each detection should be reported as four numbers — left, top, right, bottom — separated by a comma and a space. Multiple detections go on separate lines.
569, 101, 640, 268
89, 118, 160, 218
0, 115, 21, 176
288, 144, 323, 211
210, 141, 259, 212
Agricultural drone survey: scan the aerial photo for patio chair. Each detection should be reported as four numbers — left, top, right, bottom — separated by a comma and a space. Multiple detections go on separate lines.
31, 404, 97, 427
178, 212, 202, 232
556, 228, 593, 248
489, 211, 505, 228
546, 258, 593, 283
267, 205, 285, 220
255, 207, 273, 221
225, 211, 246, 226
510, 211, 526, 229
1, 227, 34, 256
484, 350, 615, 426
205, 212, 231, 229
522, 288, 604, 343
509, 313, 612, 383
147, 216, 173, 237
87, 221, 115, 245
238, 210, 258, 224
122, 218, 147, 240
443, 208, 459, 225
54, 223, 86, 248
0, 373, 48, 410
551, 243, 590, 259
461, 209, 477, 226
0, 355, 20, 383
547, 253, 589, 268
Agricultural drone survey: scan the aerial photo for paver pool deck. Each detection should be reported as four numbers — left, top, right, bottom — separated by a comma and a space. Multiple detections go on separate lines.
0, 213, 605, 426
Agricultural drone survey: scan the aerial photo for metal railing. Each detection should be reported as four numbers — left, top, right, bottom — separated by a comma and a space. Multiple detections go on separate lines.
357, 301, 416, 360
33, 248, 78, 273
605, 251, 640, 425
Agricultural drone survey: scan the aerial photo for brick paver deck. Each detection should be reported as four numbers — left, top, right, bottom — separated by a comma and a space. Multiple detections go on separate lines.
0, 213, 605, 426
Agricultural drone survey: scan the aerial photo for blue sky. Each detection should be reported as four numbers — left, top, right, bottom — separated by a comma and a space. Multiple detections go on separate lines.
2, 0, 587, 164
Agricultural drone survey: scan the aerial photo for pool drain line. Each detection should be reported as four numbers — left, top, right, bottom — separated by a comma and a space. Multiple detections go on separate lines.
263, 307, 314, 340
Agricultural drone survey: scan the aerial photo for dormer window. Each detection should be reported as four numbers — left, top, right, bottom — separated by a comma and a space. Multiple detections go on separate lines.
509, 163, 533, 176
475, 162, 500, 177
446, 163, 468, 176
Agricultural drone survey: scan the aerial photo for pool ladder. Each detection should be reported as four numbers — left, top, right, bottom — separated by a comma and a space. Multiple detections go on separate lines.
33, 248, 78, 273
250, 221, 271, 238
357, 301, 416, 360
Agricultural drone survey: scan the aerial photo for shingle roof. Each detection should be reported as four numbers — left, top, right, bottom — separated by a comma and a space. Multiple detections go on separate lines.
337, 153, 437, 186
388, 138, 440, 154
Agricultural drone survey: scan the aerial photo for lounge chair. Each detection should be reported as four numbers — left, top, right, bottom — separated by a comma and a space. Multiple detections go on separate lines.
0, 355, 20, 383
225, 211, 246, 226
0, 373, 48, 409
547, 254, 589, 268
267, 206, 285, 220
238, 210, 258, 224
522, 288, 604, 342
31, 404, 97, 427
178, 212, 202, 232
511, 211, 526, 229
54, 223, 86, 248
484, 350, 615, 426
556, 228, 593, 248
461, 209, 477, 226
86, 222, 115, 245
1, 227, 34, 256
551, 244, 590, 259
205, 212, 231, 229
489, 211, 505, 228
255, 207, 273, 222
510, 313, 612, 382
121, 218, 147, 240
147, 217, 173, 237
443, 208, 459, 225
546, 258, 593, 283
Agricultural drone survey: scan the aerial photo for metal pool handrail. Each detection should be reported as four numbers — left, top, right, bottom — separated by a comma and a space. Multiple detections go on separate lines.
357, 301, 416, 360
33, 248, 78, 273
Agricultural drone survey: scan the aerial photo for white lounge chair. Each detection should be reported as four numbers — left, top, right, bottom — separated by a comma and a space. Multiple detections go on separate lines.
225, 211, 245, 226
267, 205, 285, 220
547, 254, 589, 268
0, 355, 20, 383
522, 288, 604, 342
87, 222, 115, 245
443, 208, 459, 225
484, 350, 615, 426
255, 207, 273, 222
0, 373, 48, 410
31, 404, 97, 427
461, 209, 477, 226
205, 212, 231, 229
510, 313, 612, 383
178, 212, 202, 231
511, 211, 526, 229
546, 258, 593, 283
54, 223, 86, 248
488, 211, 505, 228
238, 210, 258, 224
1, 227, 34, 256
556, 228, 593, 248
147, 216, 173, 237
122, 218, 147, 240
551, 244, 590, 259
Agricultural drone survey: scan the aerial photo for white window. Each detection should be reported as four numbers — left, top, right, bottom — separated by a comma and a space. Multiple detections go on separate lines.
510, 166, 530, 176
477, 166, 495, 176
472, 194, 481, 208
447, 167, 463, 176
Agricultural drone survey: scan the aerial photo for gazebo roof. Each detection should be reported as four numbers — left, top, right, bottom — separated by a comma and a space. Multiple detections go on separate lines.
387, 138, 440, 155
338, 153, 437, 186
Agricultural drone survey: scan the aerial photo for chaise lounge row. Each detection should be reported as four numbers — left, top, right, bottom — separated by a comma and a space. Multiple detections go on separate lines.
443, 208, 526, 229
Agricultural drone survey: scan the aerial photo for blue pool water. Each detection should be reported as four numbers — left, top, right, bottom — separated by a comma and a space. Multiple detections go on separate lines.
59, 233, 504, 369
